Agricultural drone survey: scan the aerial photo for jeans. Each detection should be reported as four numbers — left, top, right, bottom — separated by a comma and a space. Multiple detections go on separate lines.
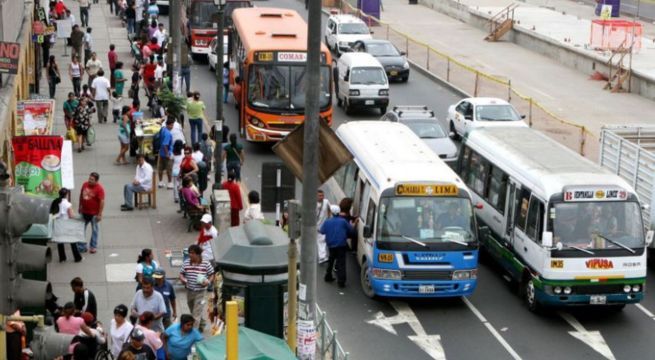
181, 66, 191, 94
325, 246, 348, 285
80, 214, 99, 251
223, 83, 229, 103
72, 77, 81, 97
124, 183, 146, 208
127, 18, 135, 35
48, 76, 57, 99
57, 243, 82, 262
189, 118, 203, 145
226, 161, 241, 182
80, 7, 89, 27
96, 100, 109, 123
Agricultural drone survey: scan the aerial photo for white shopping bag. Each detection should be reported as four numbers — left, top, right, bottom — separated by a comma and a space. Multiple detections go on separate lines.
52, 217, 86, 243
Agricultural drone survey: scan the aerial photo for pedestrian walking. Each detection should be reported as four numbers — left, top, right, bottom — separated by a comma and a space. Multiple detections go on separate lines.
69, 55, 84, 97
153, 269, 177, 330
116, 106, 131, 164
316, 189, 331, 263
115, 61, 127, 96
179, 244, 215, 330
222, 133, 244, 182
126, 2, 136, 35
180, 45, 191, 94
70, 25, 85, 59
130, 63, 141, 100
121, 154, 153, 211
85, 52, 102, 89
186, 92, 206, 145
108, 44, 118, 87
63, 92, 79, 130
243, 190, 265, 223
71, 277, 98, 319
129, 278, 167, 332
73, 97, 95, 152
110, 304, 134, 359
92, 69, 111, 123
222, 170, 243, 226
45, 55, 61, 99
157, 118, 175, 189
78, 172, 105, 253
50, 188, 83, 263
321, 204, 358, 288
79, 0, 90, 27
111, 90, 123, 123
162, 314, 203, 360
222, 62, 229, 103
197, 214, 217, 262
83, 27, 94, 65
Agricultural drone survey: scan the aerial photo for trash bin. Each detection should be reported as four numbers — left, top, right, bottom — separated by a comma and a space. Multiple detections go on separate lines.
212, 221, 297, 338
21, 217, 53, 282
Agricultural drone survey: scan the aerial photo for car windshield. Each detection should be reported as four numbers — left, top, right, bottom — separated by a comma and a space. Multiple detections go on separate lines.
475, 104, 521, 121
350, 67, 386, 85
248, 64, 331, 111
189, 2, 218, 28
338, 23, 369, 34
403, 120, 446, 139
366, 42, 399, 56
550, 201, 644, 251
378, 197, 475, 246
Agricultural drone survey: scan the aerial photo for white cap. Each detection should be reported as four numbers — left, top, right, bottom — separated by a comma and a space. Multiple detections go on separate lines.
200, 214, 212, 223
330, 205, 341, 215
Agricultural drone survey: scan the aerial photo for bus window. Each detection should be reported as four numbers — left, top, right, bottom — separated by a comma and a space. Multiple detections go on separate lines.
487, 166, 508, 214
516, 188, 531, 232
525, 197, 544, 241
365, 198, 376, 234
342, 162, 358, 199
466, 152, 480, 190
459, 146, 472, 179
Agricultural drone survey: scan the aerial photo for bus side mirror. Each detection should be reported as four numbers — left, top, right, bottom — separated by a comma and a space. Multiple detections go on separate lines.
542, 231, 553, 248
363, 224, 373, 238
646, 230, 654, 246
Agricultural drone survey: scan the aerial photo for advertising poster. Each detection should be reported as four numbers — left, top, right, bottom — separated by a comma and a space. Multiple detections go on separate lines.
12, 136, 64, 198
297, 320, 317, 360
0, 42, 20, 75
16, 99, 55, 136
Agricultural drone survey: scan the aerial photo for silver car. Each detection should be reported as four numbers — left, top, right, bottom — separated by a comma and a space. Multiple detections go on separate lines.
381, 105, 458, 162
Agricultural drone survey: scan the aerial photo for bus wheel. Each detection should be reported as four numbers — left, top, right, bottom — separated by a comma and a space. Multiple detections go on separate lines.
360, 261, 376, 299
523, 277, 541, 313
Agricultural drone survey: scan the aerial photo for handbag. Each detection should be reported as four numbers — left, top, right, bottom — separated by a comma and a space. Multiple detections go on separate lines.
55, 76, 61, 84
86, 126, 96, 144
53, 217, 86, 243
66, 127, 77, 142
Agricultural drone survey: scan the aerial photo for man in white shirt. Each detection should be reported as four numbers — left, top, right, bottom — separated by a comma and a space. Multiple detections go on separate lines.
122, 154, 153, 211
316, 189, 331, 263
83, 27, 94, 66
171, 120, 185, 145
85, 52, 102, 88
198, 214, 217, 262
91, 69, 111, 123
154, 58, 166, 84
154, 23, 166, 47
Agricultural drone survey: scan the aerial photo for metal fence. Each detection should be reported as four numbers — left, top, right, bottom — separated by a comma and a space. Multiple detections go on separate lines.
315, 304, 349, 360
333, 1, 597, 158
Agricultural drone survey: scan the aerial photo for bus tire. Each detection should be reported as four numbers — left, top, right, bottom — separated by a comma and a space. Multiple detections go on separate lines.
360, 260, 376, 299
522, 275, 541, 313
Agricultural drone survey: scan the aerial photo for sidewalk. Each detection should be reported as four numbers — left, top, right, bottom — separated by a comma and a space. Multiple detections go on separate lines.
43, 1, 208, 330
361, 0, 655, 158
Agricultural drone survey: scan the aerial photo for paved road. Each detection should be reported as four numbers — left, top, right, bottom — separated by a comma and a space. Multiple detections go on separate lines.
163, 0, 655, 358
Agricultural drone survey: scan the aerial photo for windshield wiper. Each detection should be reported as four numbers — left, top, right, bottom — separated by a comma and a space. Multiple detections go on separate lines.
557, 243, 595, 255
596, 233, 636, 254
443, 237, 468, 246
401, 235, 427, 247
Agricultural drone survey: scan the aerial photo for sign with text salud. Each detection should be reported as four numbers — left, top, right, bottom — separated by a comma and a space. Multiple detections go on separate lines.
12, 136, 64, 198
0, 42, 20, 75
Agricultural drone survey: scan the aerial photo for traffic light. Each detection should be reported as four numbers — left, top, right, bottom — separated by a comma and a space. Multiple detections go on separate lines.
31, 325, 75, 360
0, 186, 52, 315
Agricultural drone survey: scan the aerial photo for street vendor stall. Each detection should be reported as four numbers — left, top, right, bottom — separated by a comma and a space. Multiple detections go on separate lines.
133, 114, 163, 159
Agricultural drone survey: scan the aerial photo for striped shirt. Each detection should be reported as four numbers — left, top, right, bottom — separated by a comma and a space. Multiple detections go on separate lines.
180, 259, 214, 291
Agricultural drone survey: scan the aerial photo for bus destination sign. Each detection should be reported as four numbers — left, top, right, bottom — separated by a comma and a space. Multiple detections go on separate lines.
395, 183, 458, 197
563, 187, 628, 202
277, 52, 307, 62
255, 51, 326, 64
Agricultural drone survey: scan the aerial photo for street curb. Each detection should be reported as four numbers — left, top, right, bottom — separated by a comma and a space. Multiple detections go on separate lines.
406, 59, 472, 98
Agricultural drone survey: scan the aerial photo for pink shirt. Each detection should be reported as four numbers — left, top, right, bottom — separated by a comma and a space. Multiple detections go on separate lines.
57, 316, 85, 335
137, 325, 163, 350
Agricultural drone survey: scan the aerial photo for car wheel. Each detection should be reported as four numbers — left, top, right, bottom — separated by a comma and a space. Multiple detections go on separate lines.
523, 276, 541, 313
449, 120, 460, 140
360, 260, 376, 298
380, 106, 387, 114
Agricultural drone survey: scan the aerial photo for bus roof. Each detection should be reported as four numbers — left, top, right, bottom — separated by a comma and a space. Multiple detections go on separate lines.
232, 7, 329, 53
465, 127, 633, 197
336, 121, 467, 193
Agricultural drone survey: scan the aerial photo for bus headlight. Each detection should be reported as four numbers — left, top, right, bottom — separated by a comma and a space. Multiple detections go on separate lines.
248, 116, 265, 128
632, 284, 641, 292
348, 89, 360, 96
553, 286, 562, 294
452, 270, 477, 280
623, 285, 632, 293
371, 268, 402, 280
563, 286, 572, 295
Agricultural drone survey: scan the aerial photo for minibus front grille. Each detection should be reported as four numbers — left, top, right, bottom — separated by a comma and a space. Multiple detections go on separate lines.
402, 270, 452, 281
572, 284, 628, 295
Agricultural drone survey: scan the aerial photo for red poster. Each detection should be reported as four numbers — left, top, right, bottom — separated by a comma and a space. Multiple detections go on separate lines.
12, 136, 64, 198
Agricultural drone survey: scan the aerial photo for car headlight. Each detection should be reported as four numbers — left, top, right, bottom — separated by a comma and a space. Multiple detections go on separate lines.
348, 89, 360, 96
378, 89, 389, 96
403, 61, 409, 69
632, 284, 641, 292
452, 270, 477, 280
371, 268, 402, 280
248, 116, 265, 128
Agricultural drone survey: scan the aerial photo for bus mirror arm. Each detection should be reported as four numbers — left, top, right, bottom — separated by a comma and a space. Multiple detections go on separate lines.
542, 231, 553, 248
646, 230, 654, 247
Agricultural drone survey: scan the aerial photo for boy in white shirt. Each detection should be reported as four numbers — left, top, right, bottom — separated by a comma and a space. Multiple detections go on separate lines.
111, 91, 123, 123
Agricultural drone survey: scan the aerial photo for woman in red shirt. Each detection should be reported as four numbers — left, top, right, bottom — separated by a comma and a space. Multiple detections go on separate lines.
141, 56, 157, 100
179, 146, 199, 181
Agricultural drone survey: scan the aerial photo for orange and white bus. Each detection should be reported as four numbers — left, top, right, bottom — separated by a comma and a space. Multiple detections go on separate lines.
230, 7, 333, 142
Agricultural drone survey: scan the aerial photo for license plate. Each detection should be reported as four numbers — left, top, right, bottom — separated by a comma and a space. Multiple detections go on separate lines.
590, 295, 607, 305
390, 71, 398, 76
419, 285, 435, 294
365, 100, 374, 105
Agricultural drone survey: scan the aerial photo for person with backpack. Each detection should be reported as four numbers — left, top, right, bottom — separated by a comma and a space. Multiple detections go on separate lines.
156, 118, 175, 189
222, 133, 244, 182
70, 277, 98, 319
135, 248, 160, 289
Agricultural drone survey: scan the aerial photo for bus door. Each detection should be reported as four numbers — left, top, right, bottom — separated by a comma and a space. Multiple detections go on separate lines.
513, 190, 546, 271
504, 180, 519, 243
353, 179, 370, 256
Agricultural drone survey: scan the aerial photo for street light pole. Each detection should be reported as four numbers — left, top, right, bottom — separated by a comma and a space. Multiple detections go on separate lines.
170, 0, 181, 96
213, 0, 226, 189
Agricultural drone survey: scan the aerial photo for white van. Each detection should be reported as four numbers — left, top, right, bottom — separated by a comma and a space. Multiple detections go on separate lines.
335, 53, 389, 114
325, 14, 372, 55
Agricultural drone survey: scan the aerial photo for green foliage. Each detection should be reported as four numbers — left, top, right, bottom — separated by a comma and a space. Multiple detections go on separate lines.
158, 87, 186, 120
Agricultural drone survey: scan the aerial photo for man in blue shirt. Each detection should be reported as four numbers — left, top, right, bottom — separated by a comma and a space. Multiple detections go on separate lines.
153, 268, 177, 330
163, 314, 203, 360
320, 204, 358, 288
157, 118, 175, 189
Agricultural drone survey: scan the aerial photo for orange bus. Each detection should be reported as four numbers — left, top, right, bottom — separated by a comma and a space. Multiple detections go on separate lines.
230, 7, 333, 142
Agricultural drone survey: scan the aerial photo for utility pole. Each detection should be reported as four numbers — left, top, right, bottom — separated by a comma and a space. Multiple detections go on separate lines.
299, 0, 321, 335
169, 0, 182, 96
213, 0, 226, 188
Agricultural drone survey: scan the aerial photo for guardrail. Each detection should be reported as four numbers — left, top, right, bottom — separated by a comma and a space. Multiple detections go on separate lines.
332, 1, 596, 158
315, 304, 349, 360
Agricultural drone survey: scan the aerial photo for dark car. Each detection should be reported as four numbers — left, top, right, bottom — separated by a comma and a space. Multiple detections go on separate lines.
351, 39, 409, 82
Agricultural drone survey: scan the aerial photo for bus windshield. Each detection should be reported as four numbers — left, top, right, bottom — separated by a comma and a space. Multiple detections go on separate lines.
248, 64, 331, 111
550, 201, 644, 250
377, 197, 475, 247
189, 2, 218, 28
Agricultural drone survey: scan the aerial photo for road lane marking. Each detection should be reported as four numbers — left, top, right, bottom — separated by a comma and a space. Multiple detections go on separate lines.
367, 301, 446, 360
635, 303, 655, 320
462, 298, 523, 360
559, 312, 616, 360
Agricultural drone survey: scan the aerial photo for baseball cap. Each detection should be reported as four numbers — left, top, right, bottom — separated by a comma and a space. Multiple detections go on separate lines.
131, 328, 146, 342
330, 205, 341, 215
201, 214, 212, 223
153, 268, 166, 279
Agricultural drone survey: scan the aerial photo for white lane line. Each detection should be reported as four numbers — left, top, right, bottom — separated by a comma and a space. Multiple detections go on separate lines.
559, 312, 616, 360
462, 298, 522, 360
635, 303, 655, 320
